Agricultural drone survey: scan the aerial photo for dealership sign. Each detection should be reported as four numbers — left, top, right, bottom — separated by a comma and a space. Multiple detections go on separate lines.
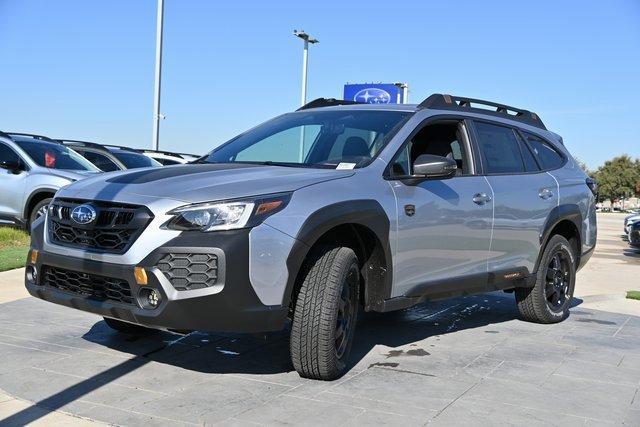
343, 83, 407, 104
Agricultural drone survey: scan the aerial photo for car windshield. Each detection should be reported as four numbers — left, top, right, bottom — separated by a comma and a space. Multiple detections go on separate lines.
14, 139, 100, 171
112, 151, 161, 169
202, 110, 412, 168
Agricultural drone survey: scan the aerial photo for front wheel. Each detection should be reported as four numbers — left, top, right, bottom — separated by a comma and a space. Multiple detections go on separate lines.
290, 246, 360, 380
29, 198, 52, 228
515, 235, 576, 323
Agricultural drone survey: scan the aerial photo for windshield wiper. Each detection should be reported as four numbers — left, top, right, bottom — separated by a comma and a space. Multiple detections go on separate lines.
228, 160, 319, 168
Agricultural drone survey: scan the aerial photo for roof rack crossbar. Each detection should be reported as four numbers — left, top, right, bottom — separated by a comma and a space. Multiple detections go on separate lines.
297, 98, 362, 111
417, 94, 546, 129
6, 132, 60, 143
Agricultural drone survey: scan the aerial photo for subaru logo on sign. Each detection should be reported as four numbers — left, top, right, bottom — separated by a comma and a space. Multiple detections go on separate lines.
353, 88, 391, 104
71, 204, 97, 225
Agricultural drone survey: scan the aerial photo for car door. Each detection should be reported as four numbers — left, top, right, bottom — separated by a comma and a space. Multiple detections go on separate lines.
0, 142, 28, 223
472, 121, 557, 275
388, 119, 493, 297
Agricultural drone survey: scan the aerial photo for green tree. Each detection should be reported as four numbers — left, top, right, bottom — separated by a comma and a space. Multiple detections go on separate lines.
594, 155, 640, 201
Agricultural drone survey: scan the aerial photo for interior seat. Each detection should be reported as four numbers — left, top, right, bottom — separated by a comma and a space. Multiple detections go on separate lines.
342, 136, 370, 158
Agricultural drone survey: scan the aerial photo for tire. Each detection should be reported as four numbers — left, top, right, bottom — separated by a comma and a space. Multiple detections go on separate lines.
103, 317, 154, 335
515, 235, 576, 323
290, 246, 360, 380
29, 197, 52, 228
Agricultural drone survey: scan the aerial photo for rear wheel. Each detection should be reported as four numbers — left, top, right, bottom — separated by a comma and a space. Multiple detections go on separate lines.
290, 246, 360, 380
103, 317, 154, 335
515, 235, 576, 323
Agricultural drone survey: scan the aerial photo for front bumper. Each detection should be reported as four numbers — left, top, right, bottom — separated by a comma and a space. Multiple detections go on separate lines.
25, 220, 289, 333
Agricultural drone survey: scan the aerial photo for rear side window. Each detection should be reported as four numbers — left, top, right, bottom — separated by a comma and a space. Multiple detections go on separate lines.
516, 134, 540, 172
474, 122, 524, 174
79, 150, 119, 172
523, 132, 564, 170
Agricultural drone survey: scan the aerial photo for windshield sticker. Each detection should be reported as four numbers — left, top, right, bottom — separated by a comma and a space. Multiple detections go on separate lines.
336, 162, 356, 170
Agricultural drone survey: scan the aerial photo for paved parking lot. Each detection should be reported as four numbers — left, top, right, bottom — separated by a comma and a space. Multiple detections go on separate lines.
0, 214, 639, 426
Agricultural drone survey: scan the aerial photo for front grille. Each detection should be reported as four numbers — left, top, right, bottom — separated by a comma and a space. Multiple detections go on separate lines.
157, 253, 219, 291
42, 266, 134, 305
48, 199, 153, 254
631, 230, 640, 243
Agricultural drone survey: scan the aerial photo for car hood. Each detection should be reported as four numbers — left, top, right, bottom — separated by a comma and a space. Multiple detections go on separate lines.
58, 163, 355, 203
626, 214, 640, 222
34, 168, 101, 182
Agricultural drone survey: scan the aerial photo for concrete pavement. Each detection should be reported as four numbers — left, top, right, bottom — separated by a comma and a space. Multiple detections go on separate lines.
0, 213, 637, 426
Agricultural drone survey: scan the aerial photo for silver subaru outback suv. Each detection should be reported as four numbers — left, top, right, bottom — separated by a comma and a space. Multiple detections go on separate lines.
0, 132, 101, 229
26, 94, 597, 380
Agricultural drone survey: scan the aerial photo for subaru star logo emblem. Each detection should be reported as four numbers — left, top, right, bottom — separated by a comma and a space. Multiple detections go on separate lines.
71, 204, 97, 225
353, 88, 391, 104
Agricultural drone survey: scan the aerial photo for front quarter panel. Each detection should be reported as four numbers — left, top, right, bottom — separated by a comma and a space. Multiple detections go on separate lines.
260, 168, 396, 306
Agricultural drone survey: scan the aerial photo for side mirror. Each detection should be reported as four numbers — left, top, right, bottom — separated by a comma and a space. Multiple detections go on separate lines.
0, 159, 23, 174
412, 154, 457, 179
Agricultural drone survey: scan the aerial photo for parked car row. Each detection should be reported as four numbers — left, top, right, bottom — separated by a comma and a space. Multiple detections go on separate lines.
0, 131, 200, 229
624, 211, 640, 249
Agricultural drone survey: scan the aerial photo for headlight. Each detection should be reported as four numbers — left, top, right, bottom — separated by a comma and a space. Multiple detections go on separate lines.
163, 193, 291, 232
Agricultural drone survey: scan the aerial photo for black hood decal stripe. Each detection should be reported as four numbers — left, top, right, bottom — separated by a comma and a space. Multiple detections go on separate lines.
106, 163, 261, 184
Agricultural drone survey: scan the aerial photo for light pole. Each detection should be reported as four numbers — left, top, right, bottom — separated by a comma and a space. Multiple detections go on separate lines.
293, 30, 318, 106
293, 30, 318, 161
152, 0, 165, 151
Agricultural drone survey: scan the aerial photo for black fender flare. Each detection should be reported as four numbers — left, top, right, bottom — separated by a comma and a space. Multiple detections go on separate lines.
534, 203, 582, 273
23, 188, 57, 220
282, 200, 393, 309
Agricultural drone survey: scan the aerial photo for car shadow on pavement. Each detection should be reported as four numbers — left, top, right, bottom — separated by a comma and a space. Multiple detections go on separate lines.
622, 248, 640, 258
1, 292, 584, 425
86, 292, 585, 377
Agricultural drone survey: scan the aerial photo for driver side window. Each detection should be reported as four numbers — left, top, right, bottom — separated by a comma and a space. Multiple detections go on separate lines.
0, 143, 20, 164
0, 143, 23, 172
390, 121, 470, 177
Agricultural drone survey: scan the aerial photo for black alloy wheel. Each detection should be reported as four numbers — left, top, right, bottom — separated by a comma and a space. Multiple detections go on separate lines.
545, 251, 572, 311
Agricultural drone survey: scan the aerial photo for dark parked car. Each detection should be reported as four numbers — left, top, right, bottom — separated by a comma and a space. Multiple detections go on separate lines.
629, 221, 640, 248
59, 140, 161, 171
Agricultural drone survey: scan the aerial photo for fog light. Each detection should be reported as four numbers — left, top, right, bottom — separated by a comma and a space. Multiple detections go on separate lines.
26, 265, 38, 283
138, 288, 161, 310
148, 289, 160, 307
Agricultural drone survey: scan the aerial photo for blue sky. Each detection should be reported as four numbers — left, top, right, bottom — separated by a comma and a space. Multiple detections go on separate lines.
0, 0, 638, 169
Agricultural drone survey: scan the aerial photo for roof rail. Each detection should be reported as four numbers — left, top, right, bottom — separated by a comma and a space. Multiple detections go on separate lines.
59, 139, 143, 153
0, 131, 11, 140
297, 98, 362, 111
417, 94, 546, 130
7, 132, 60, 143
58, 139, 107, 150
101, 144, 143, 153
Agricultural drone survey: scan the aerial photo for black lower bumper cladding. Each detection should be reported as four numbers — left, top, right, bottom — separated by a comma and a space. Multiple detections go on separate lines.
26, 220, 288, 333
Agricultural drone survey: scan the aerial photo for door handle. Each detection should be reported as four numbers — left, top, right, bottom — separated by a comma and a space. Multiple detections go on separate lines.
539, 188, 554, 200
473, 193, 492, 205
